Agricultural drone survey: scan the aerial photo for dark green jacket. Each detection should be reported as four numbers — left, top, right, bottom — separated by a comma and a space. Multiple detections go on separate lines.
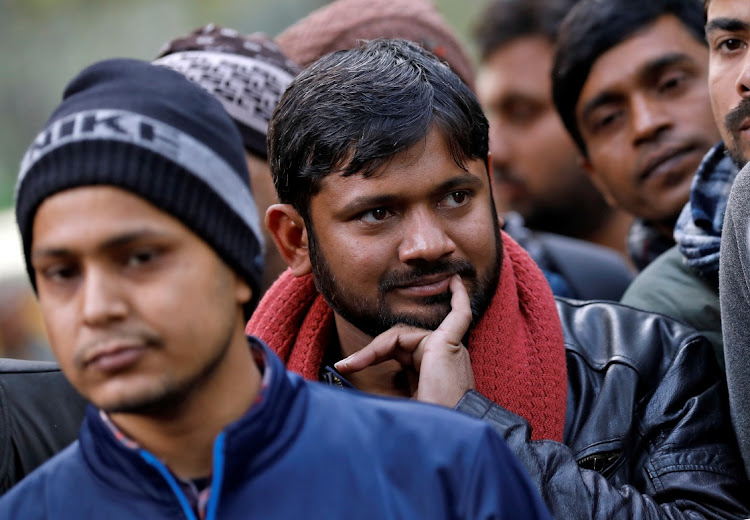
621, 245, 722, 369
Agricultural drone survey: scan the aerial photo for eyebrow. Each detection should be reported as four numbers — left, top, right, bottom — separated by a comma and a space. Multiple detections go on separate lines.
32, 229, 169, 261
706, 17, 750, 35
338, 172, 485, 215
580, 53, 695, 122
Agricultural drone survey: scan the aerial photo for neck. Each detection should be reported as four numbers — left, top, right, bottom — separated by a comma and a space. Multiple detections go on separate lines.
333, 314, 413, 398
650, 216, 679, 241
584, 208, 634, 259
109, 324, 261, 480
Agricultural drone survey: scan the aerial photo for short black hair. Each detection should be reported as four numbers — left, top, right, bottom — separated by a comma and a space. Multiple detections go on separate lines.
474, 0, 579, 61
268, 38, 489, 221
552, 0, 706, 155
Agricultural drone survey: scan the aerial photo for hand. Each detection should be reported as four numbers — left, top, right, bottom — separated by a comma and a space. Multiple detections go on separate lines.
335, 275, 475, 407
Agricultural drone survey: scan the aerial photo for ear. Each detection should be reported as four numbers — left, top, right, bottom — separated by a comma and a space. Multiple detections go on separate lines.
234, 278, 253, 305
265, 204, 312, 277
581, 157, 618, 208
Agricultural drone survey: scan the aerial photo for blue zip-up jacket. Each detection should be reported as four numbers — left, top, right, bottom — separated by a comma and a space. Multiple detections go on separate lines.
0, 340, 551, 519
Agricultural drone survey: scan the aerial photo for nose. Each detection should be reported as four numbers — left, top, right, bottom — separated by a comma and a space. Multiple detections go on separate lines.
630, 93, 671, 146
736, 51, 750, 98
488, 119, 512, 169
81, 267, 127, 327
398, 207, 457, 264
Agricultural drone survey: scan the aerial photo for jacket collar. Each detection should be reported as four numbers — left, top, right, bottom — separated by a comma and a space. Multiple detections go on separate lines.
78, 338, 305, 500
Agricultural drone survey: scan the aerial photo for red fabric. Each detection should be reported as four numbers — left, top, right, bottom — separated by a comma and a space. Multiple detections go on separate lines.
247, 231, 567, 441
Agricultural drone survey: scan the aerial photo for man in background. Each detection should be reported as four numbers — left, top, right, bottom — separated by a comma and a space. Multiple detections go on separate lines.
154, 25, 300, 294
474, 0, 632, 258
553, 0, 727, 361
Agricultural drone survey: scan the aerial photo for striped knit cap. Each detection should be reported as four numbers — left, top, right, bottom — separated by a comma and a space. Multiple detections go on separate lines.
15, 58, 265, 313
154, 25, 300, 159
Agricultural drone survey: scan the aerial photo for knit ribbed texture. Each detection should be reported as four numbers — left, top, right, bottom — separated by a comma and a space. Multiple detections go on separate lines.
246, 231, 567, 441
276, 0, 475, 90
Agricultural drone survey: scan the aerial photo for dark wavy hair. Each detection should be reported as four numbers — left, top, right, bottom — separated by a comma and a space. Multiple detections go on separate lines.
551, 0, 706, 156
268, 38, 489, 221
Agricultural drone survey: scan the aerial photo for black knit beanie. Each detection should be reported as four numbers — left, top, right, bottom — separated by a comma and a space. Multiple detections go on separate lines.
154, 24, 300, 159
15, 58, 265, 315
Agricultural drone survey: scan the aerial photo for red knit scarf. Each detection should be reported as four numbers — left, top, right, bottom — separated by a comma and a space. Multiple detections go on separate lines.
246, 231, 567, 441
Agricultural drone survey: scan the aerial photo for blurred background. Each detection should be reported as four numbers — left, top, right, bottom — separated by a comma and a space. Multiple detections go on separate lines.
0, 0, 487, 359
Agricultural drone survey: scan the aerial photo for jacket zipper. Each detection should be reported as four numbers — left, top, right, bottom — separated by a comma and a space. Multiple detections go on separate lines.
577, 450, 621, 475
138, 432, 226, 520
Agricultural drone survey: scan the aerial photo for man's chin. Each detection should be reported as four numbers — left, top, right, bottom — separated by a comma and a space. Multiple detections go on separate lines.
97, 386, 186, 417
386, 311, 449, 332
727, 137, 750, 169
339, 303, 451, 338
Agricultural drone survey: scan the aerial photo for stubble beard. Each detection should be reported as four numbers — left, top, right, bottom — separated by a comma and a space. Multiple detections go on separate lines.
306, 218, 503, 339
724, 97, 750, 168
98, 326, 236, 418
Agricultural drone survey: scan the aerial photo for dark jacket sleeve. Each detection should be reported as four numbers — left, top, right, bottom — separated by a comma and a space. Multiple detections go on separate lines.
456, 335, 750, 519
0, 361, 87, 494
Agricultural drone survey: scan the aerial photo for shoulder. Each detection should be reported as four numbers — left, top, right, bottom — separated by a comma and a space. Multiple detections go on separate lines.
306, 380, 493, 437
0, 360, 86, 493
535, 232, 634, 300
303, 381, 541, 501
622, 246, 717, 314
555, 297, 713, 380
0, 442, 85, 517
301, 380, 518, 466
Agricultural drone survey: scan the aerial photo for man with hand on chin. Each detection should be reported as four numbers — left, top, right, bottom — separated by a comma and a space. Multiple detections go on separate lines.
249, 38, 750, 519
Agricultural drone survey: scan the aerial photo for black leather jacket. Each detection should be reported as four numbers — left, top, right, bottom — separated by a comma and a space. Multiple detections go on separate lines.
456, 298, 750, 519
0, 360, 86, 494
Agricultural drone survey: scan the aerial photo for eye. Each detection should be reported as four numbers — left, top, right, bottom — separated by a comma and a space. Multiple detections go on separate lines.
658, 72, 687, 94
503, 100, 542, 125
359, 208, 393, 224
718, 38, 747, 53
439, 191, 471, 208
592, 109, 622, 132
125, 249, 159, 268
40, 263, 80, 283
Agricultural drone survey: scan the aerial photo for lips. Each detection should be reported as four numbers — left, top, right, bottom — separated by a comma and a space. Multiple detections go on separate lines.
393, 273, 452, 297
637, 144, 697, 184
82, 339, 149, 374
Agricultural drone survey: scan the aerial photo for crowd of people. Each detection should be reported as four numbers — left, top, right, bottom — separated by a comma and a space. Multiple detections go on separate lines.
1, 0, 749, 517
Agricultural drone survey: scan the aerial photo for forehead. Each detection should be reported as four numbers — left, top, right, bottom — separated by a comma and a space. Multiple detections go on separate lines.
477, 36, 554, 104
314, 129, 489, 204
578, 15, 707, 103
32, 186, 186, 249
707, 0, 750, 23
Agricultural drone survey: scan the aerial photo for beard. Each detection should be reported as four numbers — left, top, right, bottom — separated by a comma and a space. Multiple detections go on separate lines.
724, 97, 750, 168
306, 217, 503, 338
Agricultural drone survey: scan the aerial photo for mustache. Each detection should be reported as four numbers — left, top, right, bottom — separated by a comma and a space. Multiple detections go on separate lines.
725, 97, 750, 135
379, 259, 476, 292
